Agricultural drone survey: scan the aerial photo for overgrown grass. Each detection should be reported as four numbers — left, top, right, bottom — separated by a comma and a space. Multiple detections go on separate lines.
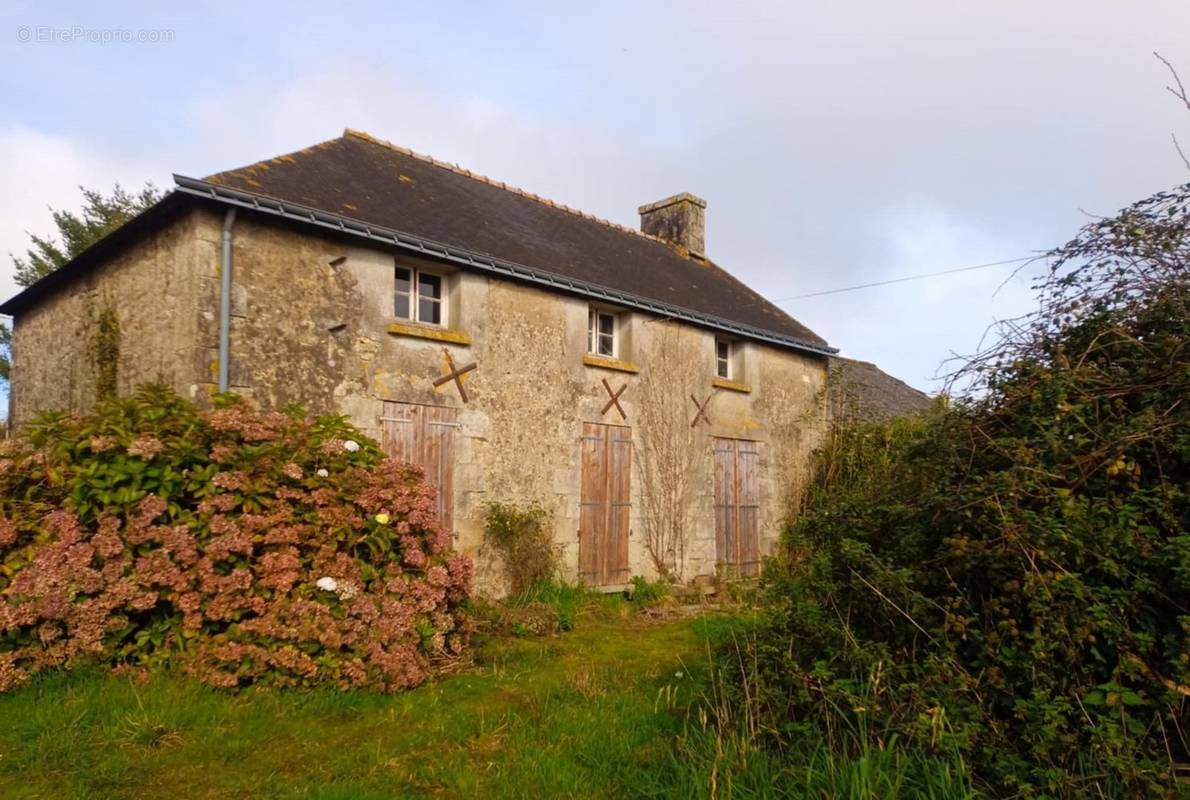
658, 730, 979, 800
510, 577, 672, 622
629, 575, 669, 609
506, 579, 598, 631
468, 579, 632, 635
651, 616, 980, 800
0, 604, 978, 799
0, 602, 715, 799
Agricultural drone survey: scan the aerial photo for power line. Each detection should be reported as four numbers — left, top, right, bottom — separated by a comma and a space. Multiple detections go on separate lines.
773, 256, 1038, 302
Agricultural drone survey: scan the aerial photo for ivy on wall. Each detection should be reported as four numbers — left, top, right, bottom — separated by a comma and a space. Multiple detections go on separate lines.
93, 307, 120, 400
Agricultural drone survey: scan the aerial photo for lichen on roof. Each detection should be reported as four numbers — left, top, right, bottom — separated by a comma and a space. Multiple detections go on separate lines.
828, 358, 932, 422
341, 128, 676, 250
198, 128, 832, 352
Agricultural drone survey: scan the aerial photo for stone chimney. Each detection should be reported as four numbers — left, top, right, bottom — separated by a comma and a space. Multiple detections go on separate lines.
638, 192, 707, 257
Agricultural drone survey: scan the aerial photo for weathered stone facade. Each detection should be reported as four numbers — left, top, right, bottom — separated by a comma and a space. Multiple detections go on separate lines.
9, 207, 828, 592
10, 212, 209, 417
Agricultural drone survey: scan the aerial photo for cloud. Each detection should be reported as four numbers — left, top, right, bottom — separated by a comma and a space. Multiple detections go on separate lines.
0, 125, 162, 415
0, 125, 166, 302
177, 63, 680, 226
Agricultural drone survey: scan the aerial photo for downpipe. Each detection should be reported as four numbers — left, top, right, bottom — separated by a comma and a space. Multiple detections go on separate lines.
217, 209, 236, 393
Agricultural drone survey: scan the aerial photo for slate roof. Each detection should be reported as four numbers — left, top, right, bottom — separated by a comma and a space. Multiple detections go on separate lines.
1, 130, 833, 357
199, 130, 830, 353
828, 358, 932, 421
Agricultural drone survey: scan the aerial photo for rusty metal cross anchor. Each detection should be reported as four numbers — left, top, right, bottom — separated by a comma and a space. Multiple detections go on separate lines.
432, 349, 477, 402
600, 378, 627, 420
690, 393, 712, 427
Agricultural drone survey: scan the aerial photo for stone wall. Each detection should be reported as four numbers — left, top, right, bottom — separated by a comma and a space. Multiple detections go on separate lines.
10, 211, 208, 423
11, 208, 829, 592
195, 213, 828, 590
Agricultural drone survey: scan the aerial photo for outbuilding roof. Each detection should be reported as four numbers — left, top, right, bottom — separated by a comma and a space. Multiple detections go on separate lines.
829, 358, 932, 421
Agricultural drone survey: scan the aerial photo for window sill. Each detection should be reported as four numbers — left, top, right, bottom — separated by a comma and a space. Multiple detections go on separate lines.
386, 321, 471, 345
583, 354, 640, 374
712, 377, 751, 393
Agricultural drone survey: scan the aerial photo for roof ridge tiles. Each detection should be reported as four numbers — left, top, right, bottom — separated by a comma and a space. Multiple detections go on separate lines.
342, 128, 676, 250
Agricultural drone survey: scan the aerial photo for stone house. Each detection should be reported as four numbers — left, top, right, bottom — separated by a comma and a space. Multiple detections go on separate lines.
0, 130, 839, 591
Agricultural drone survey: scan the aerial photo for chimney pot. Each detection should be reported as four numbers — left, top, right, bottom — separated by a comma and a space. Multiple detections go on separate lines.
638, 192, 707, 256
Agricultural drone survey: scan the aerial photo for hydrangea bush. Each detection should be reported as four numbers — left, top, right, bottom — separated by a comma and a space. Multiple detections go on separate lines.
0, 386, 472, 693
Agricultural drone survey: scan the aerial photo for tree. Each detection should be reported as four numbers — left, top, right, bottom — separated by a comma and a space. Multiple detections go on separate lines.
0, 324, 9, 384
0, 183, 160, 382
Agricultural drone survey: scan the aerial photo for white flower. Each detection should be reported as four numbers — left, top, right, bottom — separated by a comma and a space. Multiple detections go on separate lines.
675, 671, 684, 679
316, 576, 339, 592
316, 468, 329, 478
343, 440, 360, 453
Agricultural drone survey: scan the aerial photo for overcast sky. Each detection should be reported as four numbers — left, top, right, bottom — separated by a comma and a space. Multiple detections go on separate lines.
2, 1, 1188, 403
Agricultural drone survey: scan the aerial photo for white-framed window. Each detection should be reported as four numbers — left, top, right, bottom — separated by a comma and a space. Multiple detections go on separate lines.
395, 265, 444, 326
716, 339, 733, 379
588, 307, 616, 357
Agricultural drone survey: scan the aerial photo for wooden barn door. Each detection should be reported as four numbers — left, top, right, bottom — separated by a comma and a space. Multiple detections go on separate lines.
713, 437, 760, 577
380, 401, 457, 532
578, 422, 632, 586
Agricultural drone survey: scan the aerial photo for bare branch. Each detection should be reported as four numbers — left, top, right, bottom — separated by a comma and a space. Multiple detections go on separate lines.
1155, 51, 1190, 110
1155, 51, 1190, 174
1172, 132, 1190, 173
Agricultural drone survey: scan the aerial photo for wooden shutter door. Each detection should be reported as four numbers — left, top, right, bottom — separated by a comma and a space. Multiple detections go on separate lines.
380, 401, 457, 532
713, 438, 738, 576
606, 425, 632, 585
579, 422, 632, 586
423, 405, 457, 533
713, 437, 760, 577
579, 424, 606, 585
735, 440, 760, 576
381, 401, 419, 462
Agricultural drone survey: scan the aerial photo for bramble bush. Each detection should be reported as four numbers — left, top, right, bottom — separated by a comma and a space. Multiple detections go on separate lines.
0, 387, 472, 693
725, 186, 1190, 797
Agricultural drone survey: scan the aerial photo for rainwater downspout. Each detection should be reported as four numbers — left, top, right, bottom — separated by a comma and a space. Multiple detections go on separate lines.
217, 208, 236, 393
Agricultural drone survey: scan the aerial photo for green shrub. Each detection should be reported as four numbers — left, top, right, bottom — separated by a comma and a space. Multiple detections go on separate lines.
629, 575, 668, 609
518, 580, 598, 631
482, 500, 557, 596
724, 187, 1190, 797
0, 387, 472, 693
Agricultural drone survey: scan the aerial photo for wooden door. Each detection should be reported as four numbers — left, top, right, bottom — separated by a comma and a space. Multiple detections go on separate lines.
578, 422, 632, 586
713, 437, 760, 577
380, 401, 457, 532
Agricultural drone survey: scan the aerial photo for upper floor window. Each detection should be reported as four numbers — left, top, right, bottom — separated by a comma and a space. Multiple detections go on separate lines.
395, 266, 443, 325
716, 339, 733, 379
588, 307, 616, 357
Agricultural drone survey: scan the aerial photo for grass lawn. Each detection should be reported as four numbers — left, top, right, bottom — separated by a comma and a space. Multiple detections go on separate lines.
0, 602, 736, 800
